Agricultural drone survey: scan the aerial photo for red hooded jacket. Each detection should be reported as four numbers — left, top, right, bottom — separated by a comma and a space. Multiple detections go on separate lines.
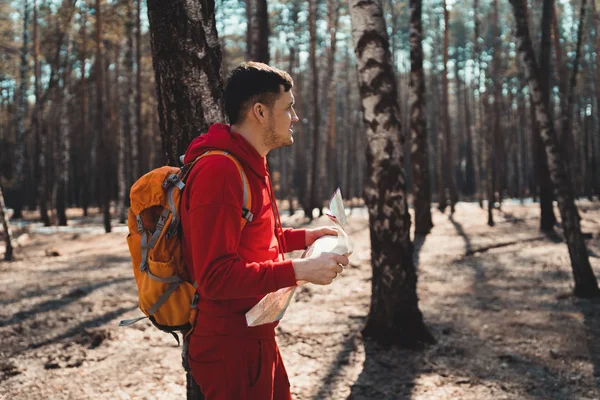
181, 123, 305, 339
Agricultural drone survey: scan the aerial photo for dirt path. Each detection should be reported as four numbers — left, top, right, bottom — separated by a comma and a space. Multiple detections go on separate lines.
1, 202, 600, 399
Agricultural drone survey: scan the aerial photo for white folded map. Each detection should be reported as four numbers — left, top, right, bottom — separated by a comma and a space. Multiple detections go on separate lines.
245, 189, 354, 327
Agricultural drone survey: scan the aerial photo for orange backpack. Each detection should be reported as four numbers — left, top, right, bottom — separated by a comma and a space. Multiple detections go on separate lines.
120, 150, 253, 341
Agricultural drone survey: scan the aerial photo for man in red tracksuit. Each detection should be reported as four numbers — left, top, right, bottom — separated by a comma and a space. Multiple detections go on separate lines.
180, 62, 349, 399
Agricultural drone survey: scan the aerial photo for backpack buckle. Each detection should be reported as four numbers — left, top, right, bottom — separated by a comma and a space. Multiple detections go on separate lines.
163, 173, 180, 189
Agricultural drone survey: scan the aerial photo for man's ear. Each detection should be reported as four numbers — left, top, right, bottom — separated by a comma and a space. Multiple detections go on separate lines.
252, 103, 266, 124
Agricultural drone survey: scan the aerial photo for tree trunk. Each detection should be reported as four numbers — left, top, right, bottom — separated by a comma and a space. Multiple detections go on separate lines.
95, 0, 111, 233
492, 0, 503, 212
33, 0, 50, 226
552, 4, 567, 126
307, 0, 321, 217
147, 1, 226, 397
560, 0, 587, 187
13, 0, 30, 220
593, 0, 600, 167
147, 0, 225, 166
325, 0, 340, 195
409, 0, 433, 235
126, 2, 139, 184
0, 184, 13, 261
350, 0, 434, 347
57, 31, 72, 226
442, 0, 457, 213
510, 0, 600, 298
136, 0, 143, 175
246, 0, 269, 63
436, 23, 446, 213
537, 0, 557, 231
474, 0, 484, 208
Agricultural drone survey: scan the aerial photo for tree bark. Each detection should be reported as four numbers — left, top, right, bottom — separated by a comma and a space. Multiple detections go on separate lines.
136, 0, 143, 175
0, 184, 13, 261
409, 0, 433, 235
474, 0, 484, 208
95, 0, 111, 233
350, 0, 434, 347
126, 1, 139, 184
492, 0, 502, 213
56, 31, 73, 226
147, 1, 226, 397
509, 0, 600, 298
442, 0, 457, 213
537, 0, 557, 231
247, 0, 269, 63
307, 0, 321, 217
147, 0, 225, 166
560, 0, 587, 188
325, 0, 340, 195
13, 0, 30, 219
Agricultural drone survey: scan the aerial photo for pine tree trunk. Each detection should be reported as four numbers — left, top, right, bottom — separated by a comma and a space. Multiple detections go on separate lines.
135, 0, 143, 175
538, 0, 557, 231
0, 184, 13, 261
560, 0, 587, 188
33, 0, 50, 226
307, 0, 321, 217
473, 0, 484, 208
147, 0, 225, 166
350, 0, 434, 347
492, 0, 502, 212
147, 1, 225, 397
247, 0, 269, 63
57, 32, 72, 227
409, 0, 433, 235
436, 22, 447, 213
126, 2, 139, 183
552, 4, 567, 126
13, 0, 30, 220
510, 0, 600, 298
325, 0, 340, 194
95, 0, 111, 233
442, 0, 457, 213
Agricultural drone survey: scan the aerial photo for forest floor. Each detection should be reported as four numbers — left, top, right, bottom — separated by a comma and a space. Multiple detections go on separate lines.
1, 201, 600, 400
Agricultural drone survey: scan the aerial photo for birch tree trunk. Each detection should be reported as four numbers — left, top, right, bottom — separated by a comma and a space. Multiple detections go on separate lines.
509, 0, 600, 298
0, 184, 13, 261
409, 0, 433, 235
147, 0, 225, 166
147, 1, 225, 397
350, 0, 434, 347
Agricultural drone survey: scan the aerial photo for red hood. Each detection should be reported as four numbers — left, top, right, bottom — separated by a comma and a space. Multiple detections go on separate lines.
183, 123, 268, 177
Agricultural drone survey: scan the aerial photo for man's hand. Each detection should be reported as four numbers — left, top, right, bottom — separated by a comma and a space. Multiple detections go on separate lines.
305, 227, 338, 247
292, 253, 349, 285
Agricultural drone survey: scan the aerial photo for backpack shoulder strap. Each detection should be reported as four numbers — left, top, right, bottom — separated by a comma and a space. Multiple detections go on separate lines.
189, 150, 253, 229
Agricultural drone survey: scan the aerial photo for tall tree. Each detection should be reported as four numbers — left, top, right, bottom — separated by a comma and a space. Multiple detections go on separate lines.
148, 0, 225, 166
135, 0, 143, 175
537, 0, 557, 231
509, 0, 600, 298
441, 0, 457, 213
325, 0, 340, 194
80, 1, 91, 217
95, 0, 111, 233
409, 0, 433, 235
349, 0, 434, 347
13, 0, 30, 219
560, 0, 587, 186
491, 0, 503, 211
307, 0, 321, 217
33, 0, 50, 226
147, 0, 225, 397
56, 31, 73, 226
126, 1, 139, 183
474, 0, 484, 208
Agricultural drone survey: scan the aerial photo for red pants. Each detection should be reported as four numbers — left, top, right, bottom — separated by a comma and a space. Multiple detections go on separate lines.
188, 335, 292, 400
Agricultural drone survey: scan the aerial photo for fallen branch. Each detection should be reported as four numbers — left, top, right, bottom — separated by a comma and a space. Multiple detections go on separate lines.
464, 236, 546, 257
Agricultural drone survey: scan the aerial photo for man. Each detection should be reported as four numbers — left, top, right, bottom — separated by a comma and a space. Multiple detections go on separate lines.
180, 62, 349, 400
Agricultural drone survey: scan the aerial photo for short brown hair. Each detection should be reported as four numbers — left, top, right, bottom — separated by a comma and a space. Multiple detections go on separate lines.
224, 62, 294, 124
